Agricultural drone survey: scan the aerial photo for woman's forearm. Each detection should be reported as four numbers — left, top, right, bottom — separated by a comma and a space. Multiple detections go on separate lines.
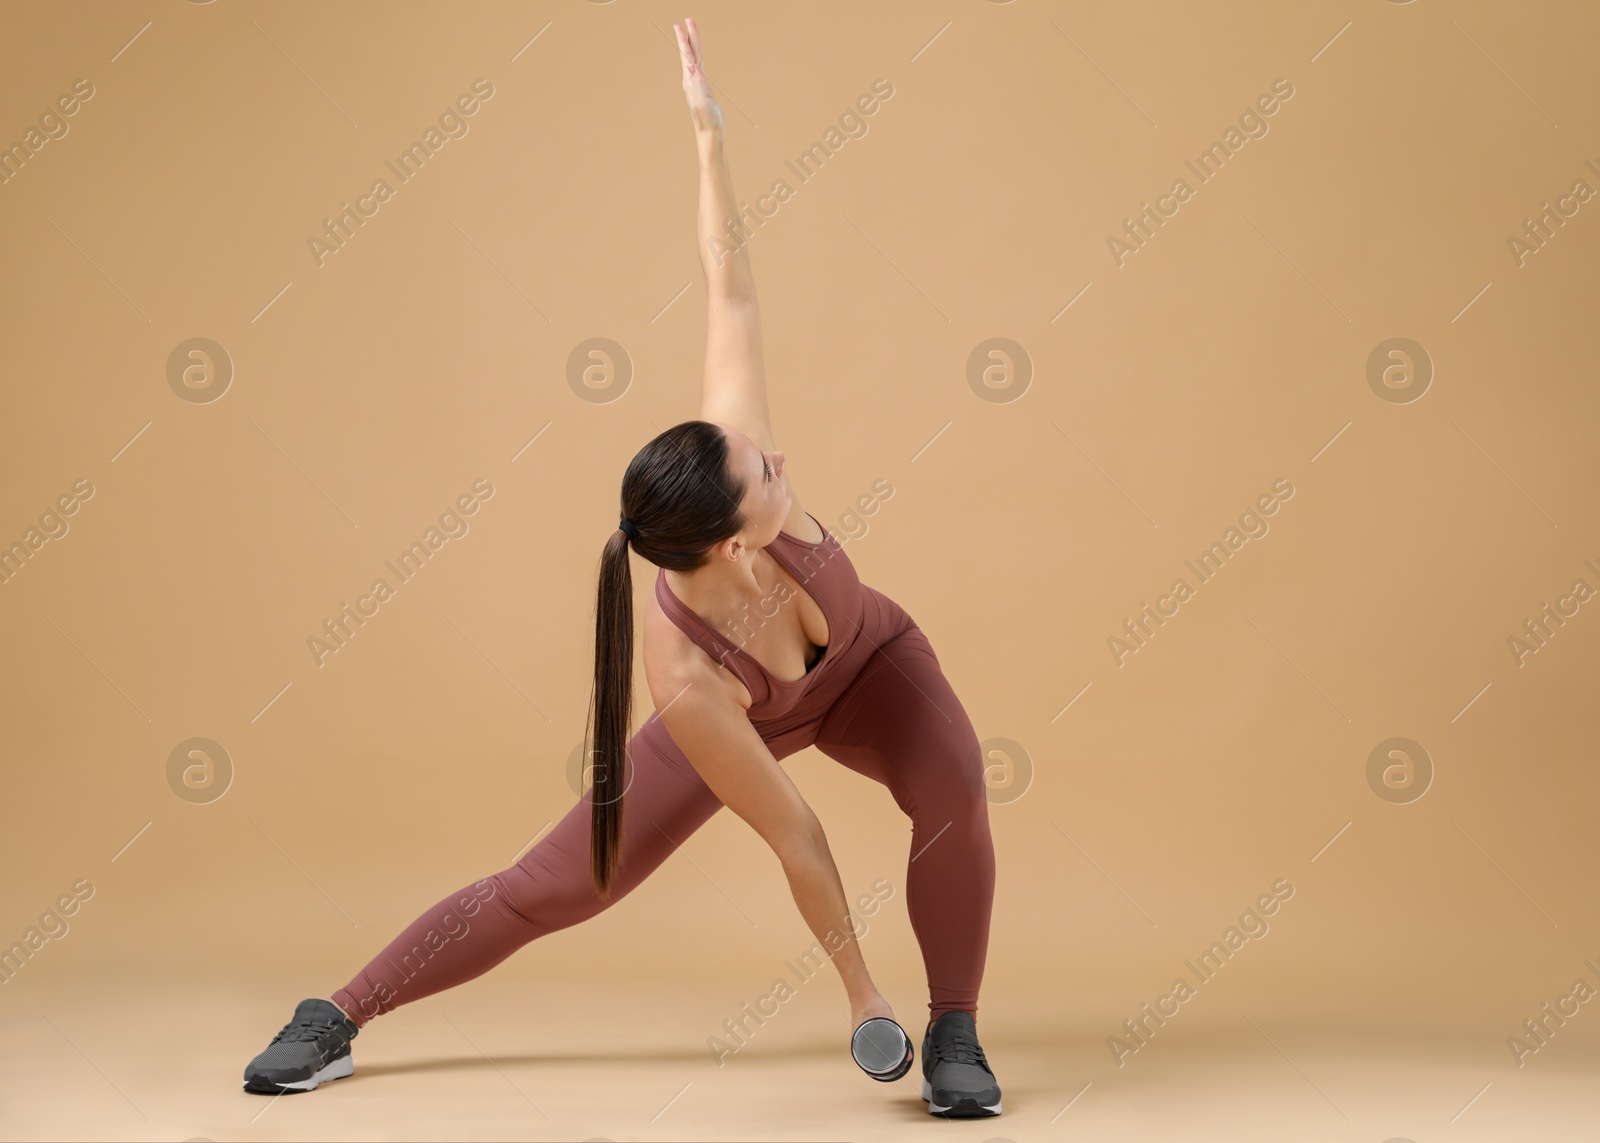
695, 129, 757, 301
778, 831, 875, 999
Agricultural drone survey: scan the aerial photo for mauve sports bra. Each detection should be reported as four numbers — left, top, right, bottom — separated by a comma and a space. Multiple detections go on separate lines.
653, 510, 881, 730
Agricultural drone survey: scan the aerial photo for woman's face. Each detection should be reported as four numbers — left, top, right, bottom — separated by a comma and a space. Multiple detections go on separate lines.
718, 422, 788, 550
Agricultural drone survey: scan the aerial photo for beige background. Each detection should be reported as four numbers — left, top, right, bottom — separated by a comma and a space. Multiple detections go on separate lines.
1, 1, 1596, 1140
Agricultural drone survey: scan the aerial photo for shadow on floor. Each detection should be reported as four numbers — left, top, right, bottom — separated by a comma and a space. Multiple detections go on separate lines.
353, 1035, 887, 1075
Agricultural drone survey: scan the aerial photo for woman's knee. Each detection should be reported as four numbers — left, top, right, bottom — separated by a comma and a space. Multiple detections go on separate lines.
490, 843, 609, 932
928, 726, 985, 806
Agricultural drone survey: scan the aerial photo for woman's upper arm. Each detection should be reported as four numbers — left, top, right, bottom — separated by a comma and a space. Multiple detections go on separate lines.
653, 662, 821, 858
699, 294, 776, 454
697, 294, 815, 532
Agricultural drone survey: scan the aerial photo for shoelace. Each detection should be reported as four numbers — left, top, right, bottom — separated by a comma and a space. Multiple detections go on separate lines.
270, 1018, 346, 1046
931, 1030, 989, 1069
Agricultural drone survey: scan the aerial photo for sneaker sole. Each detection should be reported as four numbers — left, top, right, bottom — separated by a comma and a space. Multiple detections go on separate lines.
243, 1053, 353, 1094
921, 1075, 1001, 1117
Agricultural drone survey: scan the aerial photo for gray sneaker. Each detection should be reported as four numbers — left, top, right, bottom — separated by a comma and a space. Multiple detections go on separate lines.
243, 998, 359, 1094
920, 1010, 1001, 1117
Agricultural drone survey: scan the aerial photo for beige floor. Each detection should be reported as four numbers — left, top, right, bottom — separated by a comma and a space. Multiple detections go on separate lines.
2, 971, 1595, 1142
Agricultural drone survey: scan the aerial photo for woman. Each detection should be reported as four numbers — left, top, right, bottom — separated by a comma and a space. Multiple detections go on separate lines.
241, 18, 1001, 1119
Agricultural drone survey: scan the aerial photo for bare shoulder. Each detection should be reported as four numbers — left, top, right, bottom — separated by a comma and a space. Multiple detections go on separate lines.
642, 585, 753, 711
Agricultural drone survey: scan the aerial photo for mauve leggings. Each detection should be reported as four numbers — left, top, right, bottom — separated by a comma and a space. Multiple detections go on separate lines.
331, 623, 996, 1029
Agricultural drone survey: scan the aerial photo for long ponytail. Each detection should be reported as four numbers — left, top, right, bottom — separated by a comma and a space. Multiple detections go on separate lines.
585, 419, 750, 898
588, 526, 634, 899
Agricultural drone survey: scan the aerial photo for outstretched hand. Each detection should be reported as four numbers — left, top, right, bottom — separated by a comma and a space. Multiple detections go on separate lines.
851, 992, 896, 1037
673, 18, 725, 137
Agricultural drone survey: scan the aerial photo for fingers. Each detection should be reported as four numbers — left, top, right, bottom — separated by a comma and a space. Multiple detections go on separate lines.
672, 23, 693, 72
672, 17, 702, 74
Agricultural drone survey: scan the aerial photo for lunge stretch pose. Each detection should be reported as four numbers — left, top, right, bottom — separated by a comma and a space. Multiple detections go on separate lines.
242, 18, 1001, 1119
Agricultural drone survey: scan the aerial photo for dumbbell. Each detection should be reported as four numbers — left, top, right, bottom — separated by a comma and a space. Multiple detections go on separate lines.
850, 1016, 913, 1082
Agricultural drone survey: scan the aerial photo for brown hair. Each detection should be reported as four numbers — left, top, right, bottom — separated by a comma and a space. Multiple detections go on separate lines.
587, 420, 748, 897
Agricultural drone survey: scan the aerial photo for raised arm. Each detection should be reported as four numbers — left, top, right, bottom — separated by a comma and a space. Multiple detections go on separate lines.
674, 18, 775, 455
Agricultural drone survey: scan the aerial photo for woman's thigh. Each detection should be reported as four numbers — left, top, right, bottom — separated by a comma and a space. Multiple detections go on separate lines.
812, 624, 986, 810
493, 716, 726, 929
